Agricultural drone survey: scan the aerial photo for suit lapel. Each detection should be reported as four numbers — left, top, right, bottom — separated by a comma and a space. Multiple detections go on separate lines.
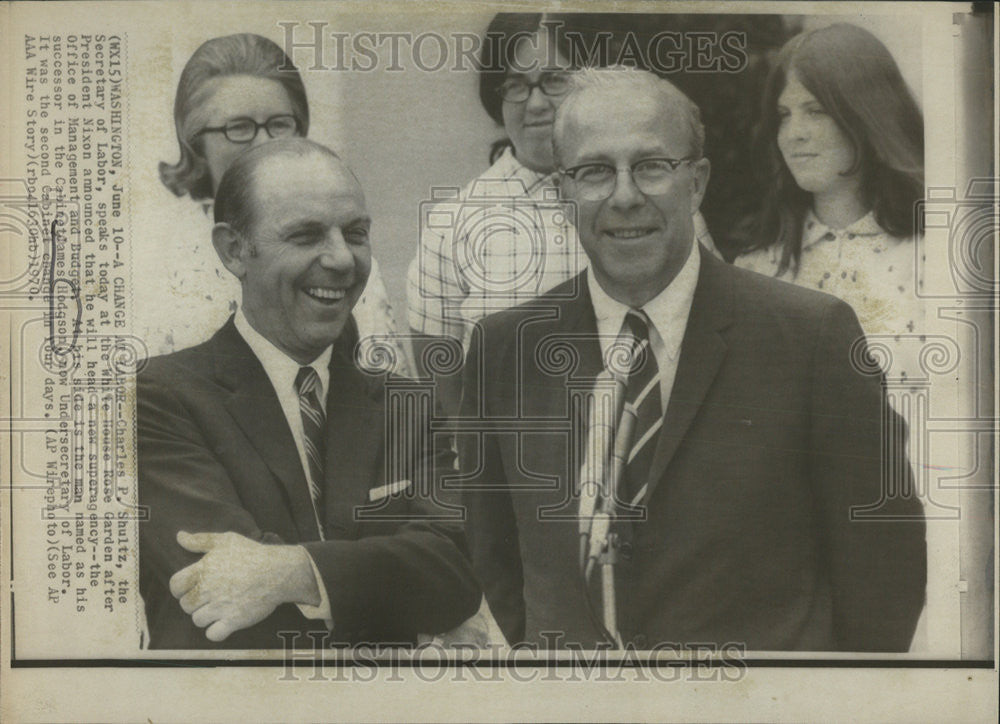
566, 275, 604, 379
546, 275, 603, 430
523, 275, 604, 522
214, 319, 320, 540
642, 251, 734, 503
323, 334, 384, 533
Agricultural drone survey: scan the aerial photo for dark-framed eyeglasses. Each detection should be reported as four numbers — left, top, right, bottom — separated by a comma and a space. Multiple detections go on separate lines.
497, 71, 572, 103
196, 114, 300, 144
559, 157, 696, 201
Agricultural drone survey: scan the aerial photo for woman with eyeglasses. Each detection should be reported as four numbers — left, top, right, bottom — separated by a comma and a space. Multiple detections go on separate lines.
407, 15, 723, 403
146, 33, 408, 371
408, 14, 719, 411
405, 13, 587, 418
734, 24, 924, 379
402, 13, 591, 648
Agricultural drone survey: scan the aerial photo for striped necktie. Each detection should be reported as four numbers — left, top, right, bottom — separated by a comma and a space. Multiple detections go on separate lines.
620, 310, 662, 509
295, 366, 326, 513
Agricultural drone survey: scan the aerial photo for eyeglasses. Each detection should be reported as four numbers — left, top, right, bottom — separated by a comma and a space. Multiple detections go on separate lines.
497, 72, 572, 103
197, 114, 299, 144
560, 157, 696, 201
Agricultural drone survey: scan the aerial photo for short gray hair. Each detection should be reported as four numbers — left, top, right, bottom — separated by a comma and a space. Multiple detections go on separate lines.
552, 66, 705, 167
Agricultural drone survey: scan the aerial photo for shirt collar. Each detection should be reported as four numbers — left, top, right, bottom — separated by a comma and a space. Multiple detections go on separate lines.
587, 239, 701, 363
234, 308, 332, 400
802, 208, 883, 250
492, 145, 556, 195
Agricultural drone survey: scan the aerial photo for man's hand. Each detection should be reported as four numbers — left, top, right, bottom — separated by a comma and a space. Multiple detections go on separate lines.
169, 531, 321, 642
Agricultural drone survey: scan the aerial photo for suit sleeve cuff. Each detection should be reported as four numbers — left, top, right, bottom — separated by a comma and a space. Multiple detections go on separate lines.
296, 546, 333, 629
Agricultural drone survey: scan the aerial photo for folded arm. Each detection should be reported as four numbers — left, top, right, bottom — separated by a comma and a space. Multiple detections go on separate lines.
138, 366, 480, 645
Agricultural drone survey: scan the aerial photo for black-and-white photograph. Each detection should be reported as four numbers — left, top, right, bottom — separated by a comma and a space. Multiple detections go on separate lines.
1, 1, 996, 721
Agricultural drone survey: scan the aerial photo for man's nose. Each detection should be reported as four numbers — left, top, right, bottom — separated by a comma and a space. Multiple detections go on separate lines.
317, 231, 355, 271
607, 168, 644, 211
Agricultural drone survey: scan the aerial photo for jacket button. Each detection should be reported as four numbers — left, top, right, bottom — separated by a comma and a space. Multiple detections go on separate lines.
633, 633, 648, 649
619, 541, 634, 560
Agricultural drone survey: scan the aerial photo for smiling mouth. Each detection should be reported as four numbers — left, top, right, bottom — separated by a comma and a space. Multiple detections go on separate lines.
605, 228, 657, 240
524, 120, 553, 128
304, 287, 347, 304
789, 153, 818, 159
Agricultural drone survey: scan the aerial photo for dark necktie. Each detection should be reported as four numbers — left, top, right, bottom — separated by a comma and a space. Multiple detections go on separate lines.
621, 310, 662, 508
295, 366, 326, 514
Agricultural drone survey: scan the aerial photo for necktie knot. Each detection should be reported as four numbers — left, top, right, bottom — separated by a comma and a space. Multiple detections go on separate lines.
296, 366, 321, 397
624, 309, 651, 340
623, 309, 653, 375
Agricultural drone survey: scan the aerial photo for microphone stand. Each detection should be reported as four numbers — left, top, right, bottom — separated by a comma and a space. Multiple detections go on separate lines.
600, 532, 621, 647
578, 372, 621, 647
597, 406, 634, 648
582, 389, 634, 650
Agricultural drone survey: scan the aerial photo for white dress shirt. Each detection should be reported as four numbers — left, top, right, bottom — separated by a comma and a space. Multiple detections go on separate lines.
234, 309, 333, 624
587, 239, 701, 414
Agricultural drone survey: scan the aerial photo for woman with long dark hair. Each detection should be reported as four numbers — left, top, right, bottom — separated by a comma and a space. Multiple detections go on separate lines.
735, 24, 929, 650
736, 23, 924, 354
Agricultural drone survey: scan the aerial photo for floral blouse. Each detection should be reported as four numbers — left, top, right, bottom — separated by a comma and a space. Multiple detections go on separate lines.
735, 210, 924, 382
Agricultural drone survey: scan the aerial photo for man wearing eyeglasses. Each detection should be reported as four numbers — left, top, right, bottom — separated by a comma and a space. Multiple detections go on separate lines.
459, 67, 926, 652
407, 43, 719, 420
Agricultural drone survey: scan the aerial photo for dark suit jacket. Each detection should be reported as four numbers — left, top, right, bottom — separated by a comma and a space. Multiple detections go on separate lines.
138, 317, 480, 649
460, 249, 926, 652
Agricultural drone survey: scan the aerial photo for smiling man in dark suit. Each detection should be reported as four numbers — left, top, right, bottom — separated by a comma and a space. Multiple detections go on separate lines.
138, 138, 479, 649
460, 68, 926, 652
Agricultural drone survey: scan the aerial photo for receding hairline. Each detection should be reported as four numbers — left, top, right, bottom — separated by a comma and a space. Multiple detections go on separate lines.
252, 144, 357, 186
553, 68, 705, 166
250, 149, 363, 223
561, 85, 694, 131
214, 139, 363, 234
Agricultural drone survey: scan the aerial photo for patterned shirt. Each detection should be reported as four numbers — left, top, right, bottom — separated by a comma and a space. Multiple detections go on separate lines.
407, 147, 718, 350
735, 209, 924, 380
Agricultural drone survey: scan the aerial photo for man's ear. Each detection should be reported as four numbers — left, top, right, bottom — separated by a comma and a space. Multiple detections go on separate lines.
688, 157, 711, 215
212, 223, 249, 280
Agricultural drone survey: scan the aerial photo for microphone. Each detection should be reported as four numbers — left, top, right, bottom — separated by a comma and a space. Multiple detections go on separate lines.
577, 371, 622, 570
584, 403, 635, 581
